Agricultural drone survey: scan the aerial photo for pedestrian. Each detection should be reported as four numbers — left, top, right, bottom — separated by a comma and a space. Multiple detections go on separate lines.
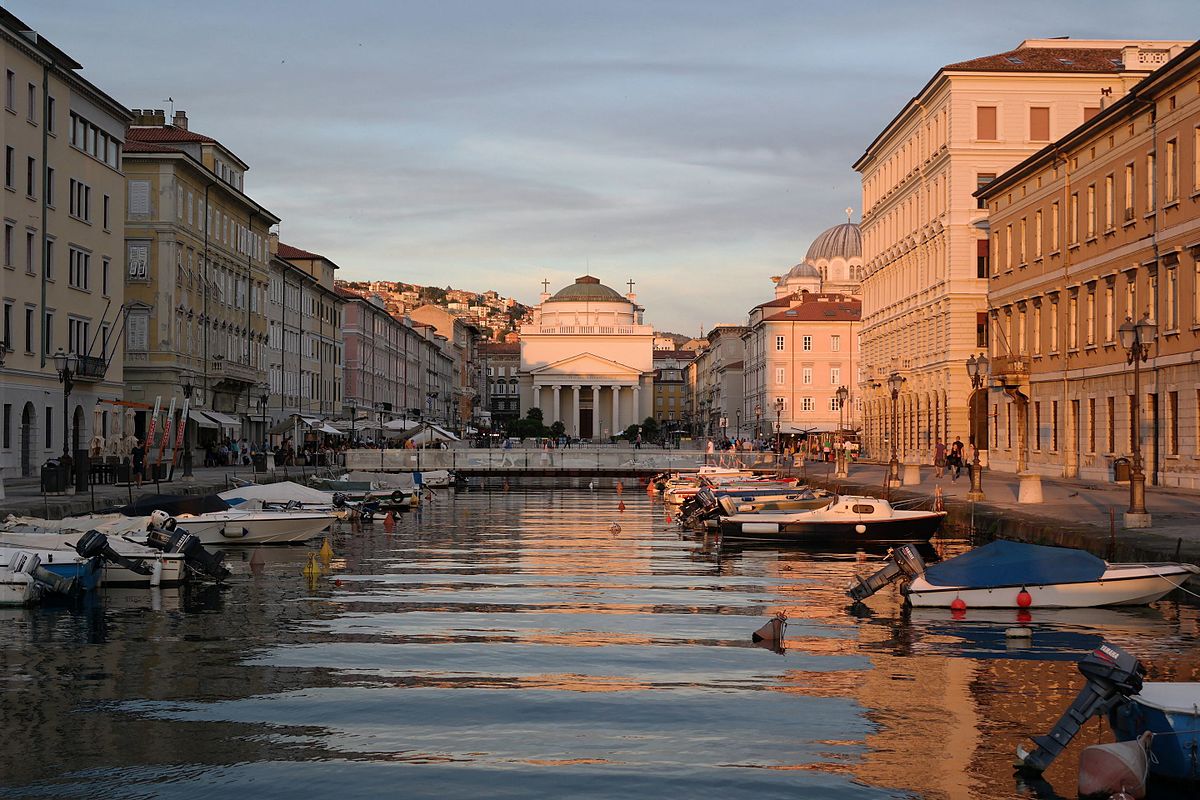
934, 438, 946, 478
950, 436, 964, 481
131, 438, 145, 488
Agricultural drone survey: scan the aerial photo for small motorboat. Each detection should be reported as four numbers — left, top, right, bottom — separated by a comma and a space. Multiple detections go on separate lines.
678, 486, 832, 530
848, 540, 1200, 608
1110, 682, 1200, 783
719, 495, 945, 545
0, 549, 87, 605
0, 531, 184, 586
106, 494, 334, 545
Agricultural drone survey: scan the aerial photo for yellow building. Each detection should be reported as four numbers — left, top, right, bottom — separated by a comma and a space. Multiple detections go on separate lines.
853, 38, 1188, 467
1, 8, 131, 478
122, 109, 279, 448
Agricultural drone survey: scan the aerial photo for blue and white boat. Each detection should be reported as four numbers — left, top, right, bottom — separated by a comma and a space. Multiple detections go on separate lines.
1110, 682, 1200, 783
0, 545, 103, 591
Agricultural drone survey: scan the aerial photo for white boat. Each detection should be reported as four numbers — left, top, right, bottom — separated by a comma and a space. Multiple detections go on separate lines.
720, 495, 945, 545
0, 551, 42, 605
3, 512, 229, 545
849, 540, 1200, 608
0, 532, 185, 586
171, 509, 334, 545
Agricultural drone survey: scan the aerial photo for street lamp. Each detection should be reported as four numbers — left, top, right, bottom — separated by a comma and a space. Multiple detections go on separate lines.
735, 409, 741, 441
835, 385, 849, 478
1118, 313, 1156, 528
887, 372, 905, 487
754, 403, 762, 442
52, 348, 78, 461
965, 354, 989, 501
257, 386, 269, 445
180, 371, 195, 479
774, 397, 784, 454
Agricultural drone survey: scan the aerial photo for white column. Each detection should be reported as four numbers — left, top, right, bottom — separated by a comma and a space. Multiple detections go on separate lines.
591, 385, 600, 438
612, 385, 621, 436
631, 382, 641, 426
571, 386, 580, 438
534, 384, 542, 414
552, 384, 562, 424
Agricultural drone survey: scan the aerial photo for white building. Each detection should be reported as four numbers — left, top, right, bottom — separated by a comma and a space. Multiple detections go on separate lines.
518, 276, 654, 439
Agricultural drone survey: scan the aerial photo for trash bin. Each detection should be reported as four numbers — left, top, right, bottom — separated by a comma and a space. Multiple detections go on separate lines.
74, 450, 90, 492
1113, 456, 1131, 482
252, 453, 267, 473
40, 461, 67, 493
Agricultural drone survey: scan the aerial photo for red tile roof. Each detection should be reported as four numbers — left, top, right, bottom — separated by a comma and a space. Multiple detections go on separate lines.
480, 342, 520, 354
944, 47, 1124, 74
123, 140, 183, 154
763, 303, 861, 323
277, 242, 324, 260
127, 125, 218, 144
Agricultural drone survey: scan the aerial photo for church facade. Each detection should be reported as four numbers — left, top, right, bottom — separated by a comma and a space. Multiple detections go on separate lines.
518, 276, 654, 439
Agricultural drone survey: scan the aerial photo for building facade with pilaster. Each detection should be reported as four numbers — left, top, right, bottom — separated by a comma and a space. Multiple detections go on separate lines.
1, 7, 131, 477
854, 38, 1188, 467
980, 39, 1200, 489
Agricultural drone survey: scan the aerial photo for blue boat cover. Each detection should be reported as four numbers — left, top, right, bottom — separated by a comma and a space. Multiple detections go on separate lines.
923, 540, 1106, 588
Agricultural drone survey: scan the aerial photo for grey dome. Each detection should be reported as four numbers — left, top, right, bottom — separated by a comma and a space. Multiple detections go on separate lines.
545, 275, 628, 303
784, 262, 822, 280
804, 222, 861, 262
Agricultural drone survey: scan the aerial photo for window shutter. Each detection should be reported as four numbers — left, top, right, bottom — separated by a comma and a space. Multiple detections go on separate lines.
977, 106, 997, 140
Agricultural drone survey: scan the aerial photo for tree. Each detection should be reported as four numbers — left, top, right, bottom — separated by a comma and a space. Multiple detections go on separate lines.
640, 416, 660, 440
549, 420, 566, 438
526, 407, 544, 423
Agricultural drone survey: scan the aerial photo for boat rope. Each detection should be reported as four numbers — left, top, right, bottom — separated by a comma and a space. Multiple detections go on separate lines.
1143, 565, 1200, 601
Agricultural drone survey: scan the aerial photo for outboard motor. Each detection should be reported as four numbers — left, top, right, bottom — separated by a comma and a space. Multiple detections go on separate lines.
847, 545, 927, 603
74, 530, 153, 576
144, 520, 230, 581
10, 550, 79, 596
1016, 642, 1146, 774
332, 492, 348, 509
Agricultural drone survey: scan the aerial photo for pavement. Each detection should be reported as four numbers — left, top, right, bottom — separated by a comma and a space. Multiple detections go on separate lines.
799, 459, 1200, 565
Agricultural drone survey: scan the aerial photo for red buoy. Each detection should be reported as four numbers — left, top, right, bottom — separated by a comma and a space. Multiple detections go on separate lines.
1017, 588, 1033, 608
950, 596, 967, 612
665, 513, 672, 523
618, 500, 626, 512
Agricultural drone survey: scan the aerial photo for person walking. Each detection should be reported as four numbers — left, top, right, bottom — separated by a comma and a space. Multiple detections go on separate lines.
934, 439, 946, 478
131, 438, 146, 488
949, 437, 965, 481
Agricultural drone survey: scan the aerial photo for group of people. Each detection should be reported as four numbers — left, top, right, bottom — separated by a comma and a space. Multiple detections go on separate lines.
933, 437, 970, 481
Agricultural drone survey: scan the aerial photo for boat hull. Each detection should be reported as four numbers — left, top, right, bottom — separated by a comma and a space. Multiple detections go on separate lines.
718, 513, 943, 545
174, 511, 333, 545
1110, 683, 1200, 783
906, 564, 1199, 608
0, 574, 36, 605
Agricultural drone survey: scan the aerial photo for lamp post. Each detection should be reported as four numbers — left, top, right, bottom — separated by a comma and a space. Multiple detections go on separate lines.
887, 372, 905, 488
52, 348, 77, 460
1118, 313, 1156, 528
965, 354, 989, 501
720, 415, 728, 443
835, 385, 849, 478
257, 386, 269, 444
180, 372, 195, 479
735, 409, 741, 441
754, 403, 762, 443
774, 397, 784, 454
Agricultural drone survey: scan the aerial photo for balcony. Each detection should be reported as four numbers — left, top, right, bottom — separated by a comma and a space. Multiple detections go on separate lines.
990, 354, 1031, 388
211, 356, 261, 385
73, 355, 109, 382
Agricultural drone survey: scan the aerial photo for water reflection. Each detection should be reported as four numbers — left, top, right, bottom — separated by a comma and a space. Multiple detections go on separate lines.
0, 489, 1196, 799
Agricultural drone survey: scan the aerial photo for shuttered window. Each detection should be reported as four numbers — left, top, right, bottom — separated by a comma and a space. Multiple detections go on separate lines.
1030, 106, 1050, 141
977, 106, 997, 140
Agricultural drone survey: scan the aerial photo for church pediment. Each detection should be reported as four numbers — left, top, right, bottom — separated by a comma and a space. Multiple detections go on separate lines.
529, 352, 642, 379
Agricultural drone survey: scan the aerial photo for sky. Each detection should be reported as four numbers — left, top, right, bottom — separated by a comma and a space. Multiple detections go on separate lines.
11, 1, 1195, 333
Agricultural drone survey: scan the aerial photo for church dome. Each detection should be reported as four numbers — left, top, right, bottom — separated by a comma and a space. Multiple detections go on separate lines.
784, 261, 822, 280
804, 222, 861, 262
545, 275, 628, 303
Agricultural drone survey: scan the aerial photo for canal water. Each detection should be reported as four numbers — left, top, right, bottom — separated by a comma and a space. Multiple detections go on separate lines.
1, 488, 1198, 799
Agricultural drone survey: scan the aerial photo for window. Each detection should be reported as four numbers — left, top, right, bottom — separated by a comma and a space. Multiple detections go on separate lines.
1088, 398, 1096, 454
45, 407, 52, 450
829, 397, 841, 412
1049, 298, 1059, 352
102, 195, 110, 230
1104, 285, 1114, 342
25, 230, 34, 274
25, 156, 35, 198
24, 307, 32, 352
67, 317, 89, 355
44, 238, 53, 280
2, 301, 10, 349
1052, 400, 1059, 451
775, 367, 785, 385
976, 173, 996, 209
1005, 224, 1013, 268
1124, 163, 1135, 221
2, 404, 9, 449
976, 311, 989, 348
43, 310, 53, 352
830, 367, 840, 385
1146, 152, 1156, 211
69, 248, 90, 290
1168, 391, 1179, 455
1017, 307, 1026, 353
977, 106, 997, 141
1034, 402, 1042, 450
26, 82, 35, 122
802, 335, 812, 351
1085, 287, 1095, 345
801, 397, 814, 412
1034, 210, 1043, 257
1018, 218, 1026, 263
1104, 174, 1114, 230
46, 97, 54, 133
3, 146, 11, 188
1032, 303, 1042, 355
1069, 193, 1079, 244
802, 367, 812, 384
775, 335, 785, 351
1166, 265, 1178, 330
3, 222, 11, 267
1086, 185, 1096, 237
102, 258, 110, 296
1165, 139, 1178, 202
1068, 293, 1078, 349
830, 335, 841, 352
1029, 106, 1050, 141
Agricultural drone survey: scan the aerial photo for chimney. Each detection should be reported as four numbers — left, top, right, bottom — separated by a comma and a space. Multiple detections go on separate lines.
268, 230, 279, 256
151, 109, 166, 125
172, 110, 188, 130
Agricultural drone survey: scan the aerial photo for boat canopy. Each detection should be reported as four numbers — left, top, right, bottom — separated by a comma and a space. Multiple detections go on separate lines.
219, 481, 334, 505
923, 540, 1106, 588
106, 493, 233, 517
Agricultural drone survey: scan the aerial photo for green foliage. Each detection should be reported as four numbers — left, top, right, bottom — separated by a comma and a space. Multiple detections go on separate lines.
526, 407, 544, 422
549, 421, 566, 437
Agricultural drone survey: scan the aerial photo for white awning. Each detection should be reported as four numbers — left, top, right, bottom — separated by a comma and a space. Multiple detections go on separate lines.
189, 410, 218, 429
205, 411, 241, 429
300, 416, 322, 426
317, 424, 344, 435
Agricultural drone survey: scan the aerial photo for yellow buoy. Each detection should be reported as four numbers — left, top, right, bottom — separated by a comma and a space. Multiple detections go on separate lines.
319, 537, 334, 564
302, 552, 320, 580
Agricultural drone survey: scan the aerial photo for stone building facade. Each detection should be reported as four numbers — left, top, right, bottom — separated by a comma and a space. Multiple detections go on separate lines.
981, 40, 1200, 489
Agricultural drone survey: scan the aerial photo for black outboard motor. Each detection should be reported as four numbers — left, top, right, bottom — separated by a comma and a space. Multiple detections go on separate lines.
332, 492, 348, 509
74, 530, 153, 576
847, 545, 927, 603
1016, 642, 1146, 774
143, 517, 230, 582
